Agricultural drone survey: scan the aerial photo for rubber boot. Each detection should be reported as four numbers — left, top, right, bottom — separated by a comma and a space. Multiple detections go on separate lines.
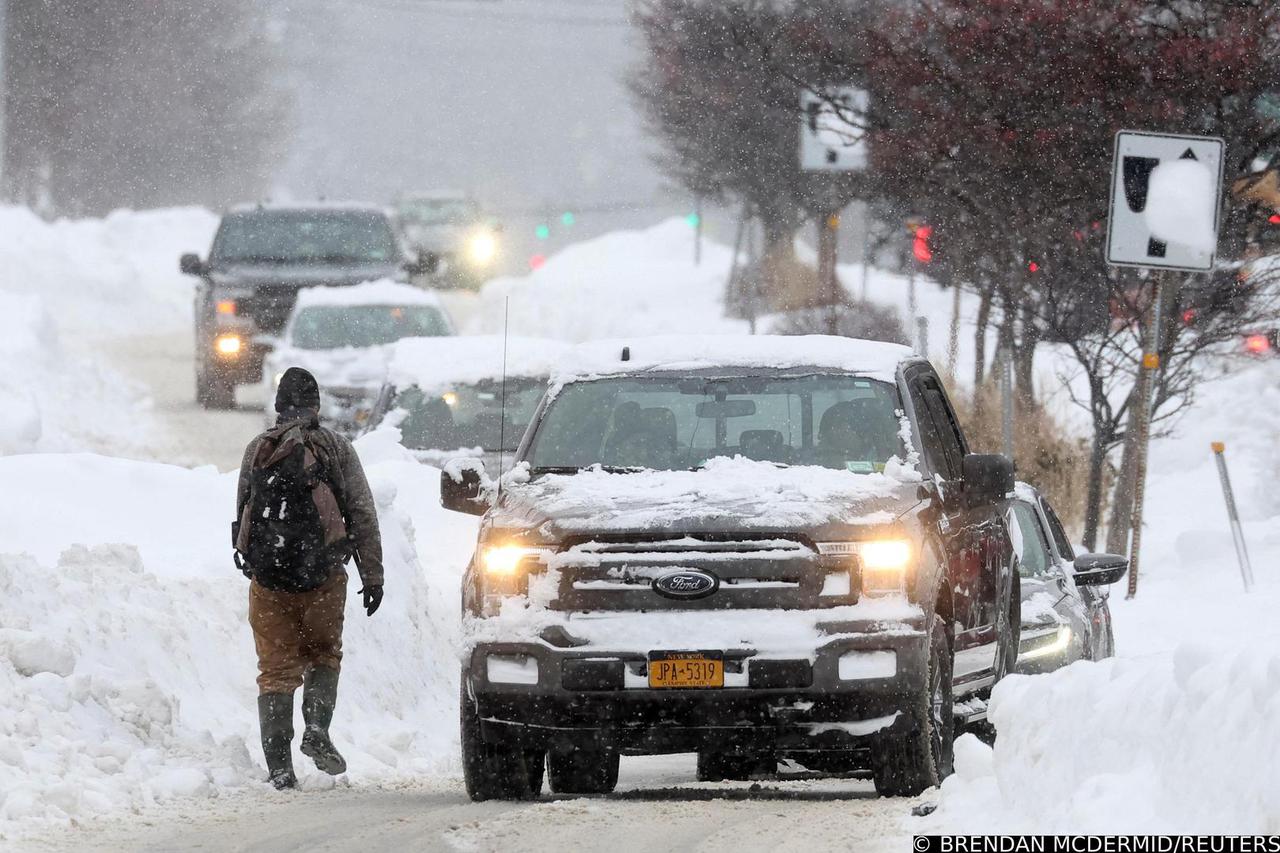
300, 666, 347, 775
258, 693, 297, 790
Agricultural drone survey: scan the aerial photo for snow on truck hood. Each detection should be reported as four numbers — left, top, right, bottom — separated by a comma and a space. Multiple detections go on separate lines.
494, 456, 922, 535
551, 334, 916, 387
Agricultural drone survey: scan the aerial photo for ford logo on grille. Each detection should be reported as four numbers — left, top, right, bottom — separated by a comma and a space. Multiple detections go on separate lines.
652, 569, 719, 600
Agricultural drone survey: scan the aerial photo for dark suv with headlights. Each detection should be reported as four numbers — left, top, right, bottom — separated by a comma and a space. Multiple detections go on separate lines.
440, 336, 1018, 800
179, 204, 434, 408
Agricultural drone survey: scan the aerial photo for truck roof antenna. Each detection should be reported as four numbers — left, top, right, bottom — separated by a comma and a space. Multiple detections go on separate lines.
497, 296, 511, 498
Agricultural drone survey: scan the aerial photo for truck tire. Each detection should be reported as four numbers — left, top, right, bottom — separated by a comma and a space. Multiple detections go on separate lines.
696, 750, 773, 782
871, 611, 954, 797
524, 748, 546, 796
547, 745, 619, 794
992, 573, 1020, 684
460, 684, 536, 801
196, 361, 236, 410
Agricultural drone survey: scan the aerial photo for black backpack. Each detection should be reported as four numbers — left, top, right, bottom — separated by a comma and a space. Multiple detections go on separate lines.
234, 422, 350, 592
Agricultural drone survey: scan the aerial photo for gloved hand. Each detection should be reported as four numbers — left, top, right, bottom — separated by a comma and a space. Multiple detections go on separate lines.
359, 584, 383, 617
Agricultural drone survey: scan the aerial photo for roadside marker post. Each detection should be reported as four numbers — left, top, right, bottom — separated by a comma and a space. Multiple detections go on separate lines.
1211, 442, 1255, 592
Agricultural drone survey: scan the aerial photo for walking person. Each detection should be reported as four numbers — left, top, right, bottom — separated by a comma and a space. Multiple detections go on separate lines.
234, 367, 384, 789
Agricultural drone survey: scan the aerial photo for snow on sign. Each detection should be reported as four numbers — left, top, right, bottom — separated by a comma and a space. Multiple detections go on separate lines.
799, 87, 867, 171
1106, 130, 1225, 271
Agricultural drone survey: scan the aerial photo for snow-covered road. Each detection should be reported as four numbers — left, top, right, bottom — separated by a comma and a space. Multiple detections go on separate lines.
17, 757, 917, 852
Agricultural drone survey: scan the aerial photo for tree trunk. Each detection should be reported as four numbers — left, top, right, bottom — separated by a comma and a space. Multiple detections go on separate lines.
972, 288, 993, 388
1082, 434, 1109, 551
1014, 301, 1039, 407
759, 214, 807, 311
1105, 401, 1141, 554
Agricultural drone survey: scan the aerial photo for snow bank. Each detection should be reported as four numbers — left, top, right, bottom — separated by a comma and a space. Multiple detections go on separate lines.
0, 205, 217, 337
926, 647, 1280, 833
466, 218, 750, 340
0, 444, 475, 839
0, 205, 218, 456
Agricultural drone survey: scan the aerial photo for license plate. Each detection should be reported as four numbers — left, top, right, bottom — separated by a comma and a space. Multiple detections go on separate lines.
647, 651, 724, 689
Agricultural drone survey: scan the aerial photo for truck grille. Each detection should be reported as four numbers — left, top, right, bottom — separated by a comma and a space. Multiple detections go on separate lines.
548, 535, 853, 611
233, 291, 299, 333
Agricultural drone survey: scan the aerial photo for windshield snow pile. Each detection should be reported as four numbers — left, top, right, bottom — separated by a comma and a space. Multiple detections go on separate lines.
502, 455, 919, 532
293, 279, 445, 310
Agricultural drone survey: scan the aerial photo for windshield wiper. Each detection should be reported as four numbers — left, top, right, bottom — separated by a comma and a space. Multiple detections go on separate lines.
531, 465, 641, 475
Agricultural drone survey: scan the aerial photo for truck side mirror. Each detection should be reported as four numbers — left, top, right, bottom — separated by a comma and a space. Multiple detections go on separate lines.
406, 250, 439, 276
440, 459, 491, 516
180, 253, 206, 275
961, 453, 1014, 506
1072, 553, 1129, 586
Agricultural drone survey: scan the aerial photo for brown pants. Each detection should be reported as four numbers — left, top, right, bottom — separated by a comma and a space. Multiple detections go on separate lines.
249, 570, 347, 694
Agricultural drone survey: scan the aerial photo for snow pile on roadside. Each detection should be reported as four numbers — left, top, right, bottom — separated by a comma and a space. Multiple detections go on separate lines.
0, 292, 158, 456
466, 218, 750, 340
0, 205, 217, 337
0, 206, 217, 456
923, 357, 1280, 833
927, 645, 1280, 833
0, 443, 474, 838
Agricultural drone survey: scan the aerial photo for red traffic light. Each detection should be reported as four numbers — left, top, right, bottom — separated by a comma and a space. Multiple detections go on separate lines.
912, 226, 933, 264
529, 254, 547, 271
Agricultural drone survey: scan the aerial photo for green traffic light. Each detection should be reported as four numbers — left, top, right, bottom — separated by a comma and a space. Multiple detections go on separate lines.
561, 211, 576, 227
535, 224, 551, 240
685, 212, 701, 228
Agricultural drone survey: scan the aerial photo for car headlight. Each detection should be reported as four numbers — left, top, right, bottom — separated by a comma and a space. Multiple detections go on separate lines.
817, 539, 913, 596
465, 231, 498, 267
1020, 624, 1072, 661
214, 334, 243, 356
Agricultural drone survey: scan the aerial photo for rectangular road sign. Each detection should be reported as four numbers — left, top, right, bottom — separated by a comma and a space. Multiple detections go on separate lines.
1106, 130, 1224, 271
800, 87, 867, 171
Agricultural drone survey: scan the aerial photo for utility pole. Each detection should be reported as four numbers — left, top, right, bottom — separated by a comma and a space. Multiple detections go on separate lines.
0, 0, 8, 196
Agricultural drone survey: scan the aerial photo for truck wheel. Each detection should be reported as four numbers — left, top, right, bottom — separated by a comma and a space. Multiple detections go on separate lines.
524, 748, 546, 796
547, 745, 619, 794
195, 362, 236, 410
871, 611, 954, 797
460, 684, 536, 801
696, 750, 773, 782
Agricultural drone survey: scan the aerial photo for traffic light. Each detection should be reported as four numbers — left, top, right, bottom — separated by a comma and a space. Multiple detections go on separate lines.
561, 211, 576, 227
535, 224, 551, 240
911, 225, 933, 264
529, 254, 547, 270
685, 212, 701, 228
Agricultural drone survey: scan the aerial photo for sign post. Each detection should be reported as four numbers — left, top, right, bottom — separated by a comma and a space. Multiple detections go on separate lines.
800, 87, 866, 333
1106, 130, 1224, 598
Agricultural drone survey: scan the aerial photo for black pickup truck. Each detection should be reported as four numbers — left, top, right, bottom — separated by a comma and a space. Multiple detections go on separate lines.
180, 204, 433, 408
441, 335, 1019, 800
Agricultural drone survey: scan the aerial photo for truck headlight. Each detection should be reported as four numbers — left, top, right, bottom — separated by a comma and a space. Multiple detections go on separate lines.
818, 539, 912, 596
465, 231, 498, 267
480, 545, 546, 576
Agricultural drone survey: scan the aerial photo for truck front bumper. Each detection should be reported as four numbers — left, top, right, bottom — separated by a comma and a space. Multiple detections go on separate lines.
465, 614, 928, 756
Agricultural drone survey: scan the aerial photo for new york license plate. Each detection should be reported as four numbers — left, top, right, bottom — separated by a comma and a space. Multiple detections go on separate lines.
647, 651, 724, 689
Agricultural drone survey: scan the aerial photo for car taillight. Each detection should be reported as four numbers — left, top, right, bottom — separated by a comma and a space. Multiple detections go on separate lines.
216, 299, 236, 315
1244, 333, 1272, 355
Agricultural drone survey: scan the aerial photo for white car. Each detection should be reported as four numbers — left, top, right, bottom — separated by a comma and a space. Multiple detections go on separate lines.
262, 279, 455, 434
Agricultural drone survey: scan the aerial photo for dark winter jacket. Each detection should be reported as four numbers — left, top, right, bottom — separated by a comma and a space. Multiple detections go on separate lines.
236, 418, 384, 588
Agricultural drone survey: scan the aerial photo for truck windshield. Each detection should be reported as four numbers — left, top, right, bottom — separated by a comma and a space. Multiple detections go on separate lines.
397, 198, 478, 226
527, 375, 904, 472
212, 210, 398, 264
290, 304, 451, 350
394, 378, 547, 452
